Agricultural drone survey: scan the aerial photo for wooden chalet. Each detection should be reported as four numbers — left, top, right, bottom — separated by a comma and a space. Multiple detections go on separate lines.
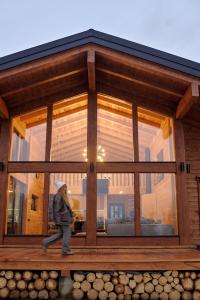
0, 29, 200, 273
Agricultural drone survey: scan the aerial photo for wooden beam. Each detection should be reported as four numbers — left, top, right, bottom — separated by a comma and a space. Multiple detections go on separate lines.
10, 85, 87, 117
97, 69, 177, 103
86, 91, 97, 246
6, 69, 87, 107
87, 50, 96, 92
98, 83, 175, 117
97, 67, 182, 98
176, 83, 199, 119
0, 97, 9, 119
174, 120, 189, 245
94, 46, 199, 84
20, 94, 87, 121
132, 105, 141, 236
96, 162, 176, 173
0, 120, 11, 244
1, 68, 85, 98
0, 47, 88, 82
8, 162, 87, 173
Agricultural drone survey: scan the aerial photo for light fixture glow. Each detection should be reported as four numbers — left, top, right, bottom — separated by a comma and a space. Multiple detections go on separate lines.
82, 146, 106, 162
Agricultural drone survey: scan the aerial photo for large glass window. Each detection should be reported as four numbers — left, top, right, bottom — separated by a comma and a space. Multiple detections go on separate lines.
51, 97, 87, 161
97, 96, 134, 161
10, 108, 47, 161
140, 173, 177, 236
6, 173, 44, 235
6, 93, 179, 241
48, 173, 87, 235
97, 173, 134, 236
138, 108, 175, 161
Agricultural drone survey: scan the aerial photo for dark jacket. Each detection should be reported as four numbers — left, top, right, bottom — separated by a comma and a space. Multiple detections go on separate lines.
53, 194, 73, 226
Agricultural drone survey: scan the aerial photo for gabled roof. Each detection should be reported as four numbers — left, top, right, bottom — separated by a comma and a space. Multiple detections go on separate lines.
0, 29, 200, 77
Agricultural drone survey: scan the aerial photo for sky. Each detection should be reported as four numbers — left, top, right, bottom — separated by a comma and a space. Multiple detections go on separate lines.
0, 0, 200, 63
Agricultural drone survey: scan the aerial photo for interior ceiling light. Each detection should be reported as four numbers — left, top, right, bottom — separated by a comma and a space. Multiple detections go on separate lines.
82, 145, 106, 162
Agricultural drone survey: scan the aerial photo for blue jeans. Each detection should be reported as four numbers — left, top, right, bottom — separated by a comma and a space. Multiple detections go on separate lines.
43, 225, 71, 253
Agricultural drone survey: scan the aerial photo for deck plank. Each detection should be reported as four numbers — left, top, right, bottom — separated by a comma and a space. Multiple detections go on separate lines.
0, 247, 200, 271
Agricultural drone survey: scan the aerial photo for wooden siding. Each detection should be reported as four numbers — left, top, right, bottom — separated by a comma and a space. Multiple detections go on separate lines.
183, 119, 200, 244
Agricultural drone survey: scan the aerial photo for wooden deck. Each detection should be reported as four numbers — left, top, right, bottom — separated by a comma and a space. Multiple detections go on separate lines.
1, 246, 200, 272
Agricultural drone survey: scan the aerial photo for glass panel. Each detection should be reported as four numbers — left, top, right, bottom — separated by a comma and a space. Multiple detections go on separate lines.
51, 97, 87, 161
140, 173, 178, 236
49, 173, 87, 235
10, 108, 47, 161
97, 96, 134, 161
97, 173, 134, 236
6, 173, 44, 235
138, 108, 175, 161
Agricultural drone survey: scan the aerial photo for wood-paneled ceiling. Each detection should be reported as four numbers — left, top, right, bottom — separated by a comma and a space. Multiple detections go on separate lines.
0, 29, 199, 121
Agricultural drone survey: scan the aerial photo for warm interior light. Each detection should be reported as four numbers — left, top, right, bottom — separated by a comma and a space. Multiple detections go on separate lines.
82, 146, 106, 162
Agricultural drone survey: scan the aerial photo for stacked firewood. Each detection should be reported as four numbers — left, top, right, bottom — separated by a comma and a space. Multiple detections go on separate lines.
72, 271, 200, 299
0, 270, 59, 299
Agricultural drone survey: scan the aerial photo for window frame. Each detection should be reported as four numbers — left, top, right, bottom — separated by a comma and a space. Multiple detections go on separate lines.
0, 92, 188, 246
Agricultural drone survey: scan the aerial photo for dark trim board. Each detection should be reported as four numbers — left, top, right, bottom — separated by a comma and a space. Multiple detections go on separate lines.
1, 29, 200, 77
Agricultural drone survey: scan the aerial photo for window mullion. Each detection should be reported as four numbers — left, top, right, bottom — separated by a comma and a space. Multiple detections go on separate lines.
132, 104, 141, 236
45, 104, 53, 161
43, 172, 50, 234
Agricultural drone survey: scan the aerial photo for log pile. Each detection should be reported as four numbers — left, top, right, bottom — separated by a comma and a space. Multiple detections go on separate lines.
72, 271, 200, 299
0, 270, 59, 299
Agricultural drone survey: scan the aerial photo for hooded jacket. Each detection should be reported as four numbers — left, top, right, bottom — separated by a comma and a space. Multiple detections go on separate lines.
53, 194, 73, 225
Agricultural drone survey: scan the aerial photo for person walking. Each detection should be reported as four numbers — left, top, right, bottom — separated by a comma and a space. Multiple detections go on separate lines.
42, 180, 74, 256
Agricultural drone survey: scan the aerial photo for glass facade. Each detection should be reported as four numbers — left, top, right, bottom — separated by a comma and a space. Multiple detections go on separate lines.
5, 95, 178, 239
48, 173, 87, 235
51, 98, 87, 161
140, 173, 178, 236
138, 108, 175, 162
6, 173, 44, 235
97, 173, 134, 236
10, 108, 47, 161
97, 97, 134, 162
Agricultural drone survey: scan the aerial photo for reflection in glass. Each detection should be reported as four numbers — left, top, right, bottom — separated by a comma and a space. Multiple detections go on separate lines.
51, 97, 87, 161
6, 173, 44, 235
49, 173, 87, 235
97, 173, 134, 236
10, 108, 47, 161
138, 108, 175, 161
140, 173, 177, 236
97, 96, 134, 161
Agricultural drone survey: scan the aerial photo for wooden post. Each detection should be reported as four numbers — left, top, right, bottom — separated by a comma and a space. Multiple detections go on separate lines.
132, 105, 141, 236
43, 173, 50, 234
86, 92, 97, 245
87, 50, 96, 92
45, 104, 53, 161
0, 120, 11, 244
174, 120, 189, 245
86, 49, 97, 245
42, 105, 52, 234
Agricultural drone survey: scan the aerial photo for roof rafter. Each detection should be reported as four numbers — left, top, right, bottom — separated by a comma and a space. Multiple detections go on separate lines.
176, 83, 199, 119
87, 50, 96, 92
2, 68, 85, 98
0, 97, 9, 119
96, 67, 182, 98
